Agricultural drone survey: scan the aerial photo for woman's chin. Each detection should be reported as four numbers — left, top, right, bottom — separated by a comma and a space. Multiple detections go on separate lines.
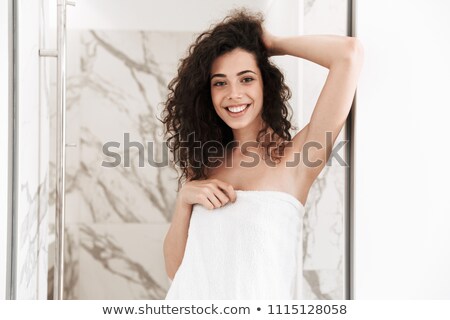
225, 120, 251, 130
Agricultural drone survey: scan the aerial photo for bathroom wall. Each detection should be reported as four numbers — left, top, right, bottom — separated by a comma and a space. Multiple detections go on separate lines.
51, 29, 195, 299
44, 0, 349, 299
5, 0, 52, 299
353, 0, 450, 298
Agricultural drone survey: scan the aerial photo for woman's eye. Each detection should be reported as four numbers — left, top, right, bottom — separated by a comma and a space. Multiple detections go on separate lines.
242, 77, 254, 83
213, 81, 225, 87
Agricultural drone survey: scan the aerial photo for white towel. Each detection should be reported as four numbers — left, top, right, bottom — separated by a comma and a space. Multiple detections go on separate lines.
165, 190, 305, 299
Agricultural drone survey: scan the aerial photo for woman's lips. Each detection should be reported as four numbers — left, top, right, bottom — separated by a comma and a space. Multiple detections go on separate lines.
225, 103, 251, 118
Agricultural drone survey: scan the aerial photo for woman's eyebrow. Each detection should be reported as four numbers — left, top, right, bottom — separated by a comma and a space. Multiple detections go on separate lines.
210, 70, 257, 80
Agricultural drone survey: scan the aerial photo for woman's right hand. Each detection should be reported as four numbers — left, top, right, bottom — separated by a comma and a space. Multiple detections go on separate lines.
179, 179, 237, 210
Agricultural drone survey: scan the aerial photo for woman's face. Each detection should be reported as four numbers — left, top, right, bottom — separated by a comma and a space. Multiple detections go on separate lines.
210, 48, 264, 130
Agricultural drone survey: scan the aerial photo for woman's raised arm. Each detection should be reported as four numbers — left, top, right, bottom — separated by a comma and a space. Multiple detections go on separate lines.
264, 32, 364, 182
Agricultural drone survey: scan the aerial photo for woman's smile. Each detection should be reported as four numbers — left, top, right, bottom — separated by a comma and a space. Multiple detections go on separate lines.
224, 103, 251, 117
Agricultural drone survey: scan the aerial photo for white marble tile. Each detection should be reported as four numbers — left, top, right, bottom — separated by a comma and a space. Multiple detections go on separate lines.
77, 224, 170, 299
48, 30, 191, 298
61, 30, 190, 224
14, 0, 50, 299
37, 0, 52, 300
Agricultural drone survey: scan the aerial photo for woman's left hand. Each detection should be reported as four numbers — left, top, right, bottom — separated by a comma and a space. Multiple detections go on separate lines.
261, 27, 280, 56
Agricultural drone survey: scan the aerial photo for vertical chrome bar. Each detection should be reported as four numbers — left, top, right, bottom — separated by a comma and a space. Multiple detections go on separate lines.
348, 0, 357, 301
53, 0, 67, 300
7, 0, 16, 300
39, 0, 74, 300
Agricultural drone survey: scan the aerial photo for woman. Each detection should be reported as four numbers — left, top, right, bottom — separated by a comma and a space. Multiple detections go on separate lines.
161, 9, 363, 299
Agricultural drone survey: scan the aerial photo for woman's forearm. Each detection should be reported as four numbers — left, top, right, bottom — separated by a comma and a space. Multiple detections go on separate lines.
163, 194, 193, 280
270, 34, 363, 69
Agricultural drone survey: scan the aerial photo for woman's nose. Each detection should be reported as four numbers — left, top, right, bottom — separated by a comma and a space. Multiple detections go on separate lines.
227, 83, 243, 99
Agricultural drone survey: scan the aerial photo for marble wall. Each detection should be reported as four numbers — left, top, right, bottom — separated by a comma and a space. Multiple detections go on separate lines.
45, 0, 349, 300
48, 30, 192, 299
12, 0, 51, 299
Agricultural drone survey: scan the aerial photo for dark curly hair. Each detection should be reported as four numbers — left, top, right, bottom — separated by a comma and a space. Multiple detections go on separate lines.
161, 8, 295, 188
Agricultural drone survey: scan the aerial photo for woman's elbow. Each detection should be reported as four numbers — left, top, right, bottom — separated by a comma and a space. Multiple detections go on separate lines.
346, 37, 365, 62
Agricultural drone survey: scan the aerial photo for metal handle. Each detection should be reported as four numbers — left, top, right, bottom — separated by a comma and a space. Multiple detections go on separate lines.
40, 0, 75, 300
39, 49, 58, 57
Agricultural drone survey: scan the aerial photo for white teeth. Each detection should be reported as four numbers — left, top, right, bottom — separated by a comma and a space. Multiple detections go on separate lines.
227, 104, 248, 113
